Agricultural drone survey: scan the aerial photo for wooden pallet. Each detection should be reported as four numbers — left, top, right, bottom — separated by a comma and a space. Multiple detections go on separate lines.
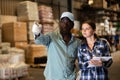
29, 63, 46, 68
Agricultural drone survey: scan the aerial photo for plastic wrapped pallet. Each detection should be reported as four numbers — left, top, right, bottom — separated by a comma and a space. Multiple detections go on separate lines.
10, 62, 29, 78
17, 1, 39, 21
0, 63, 11, 79
1, 42, 11, 54
15, 62, 29, 77
1, 42, 11, 48
0, 63, 29, 79
8, 48, 25, 64
9, 53, 25, 64
0, 48, 28, 79
0, 54, 10, 64
9, 66, 17, 79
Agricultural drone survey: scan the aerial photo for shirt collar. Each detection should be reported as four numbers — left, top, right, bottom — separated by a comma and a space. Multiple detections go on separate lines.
57, 32, 75, 43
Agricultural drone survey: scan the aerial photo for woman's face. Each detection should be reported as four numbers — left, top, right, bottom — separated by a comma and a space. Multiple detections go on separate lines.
81, 23, 95, 38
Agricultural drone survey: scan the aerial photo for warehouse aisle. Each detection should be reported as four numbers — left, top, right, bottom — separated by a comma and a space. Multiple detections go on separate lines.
19, 51, 120, 80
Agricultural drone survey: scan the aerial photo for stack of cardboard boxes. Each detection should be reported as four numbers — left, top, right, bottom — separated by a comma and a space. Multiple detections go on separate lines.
0, 1, 48, 79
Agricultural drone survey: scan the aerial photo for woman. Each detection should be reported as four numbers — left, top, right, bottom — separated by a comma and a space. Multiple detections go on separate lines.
77, 20, 113, 80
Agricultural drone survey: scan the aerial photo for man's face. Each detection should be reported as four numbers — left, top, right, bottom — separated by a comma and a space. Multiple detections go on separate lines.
59, 17, 74, 34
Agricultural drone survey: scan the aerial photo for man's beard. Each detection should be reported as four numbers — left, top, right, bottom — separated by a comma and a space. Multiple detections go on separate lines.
60, 30, 71, 35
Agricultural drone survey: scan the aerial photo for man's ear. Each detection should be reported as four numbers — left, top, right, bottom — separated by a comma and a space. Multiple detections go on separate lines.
71, 22, 74, 28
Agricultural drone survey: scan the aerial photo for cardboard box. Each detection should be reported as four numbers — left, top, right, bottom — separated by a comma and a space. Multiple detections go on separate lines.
11, 41, 28, 48
0, 15, 17, 24
2, 22, 27, 42
26, 44, 47, 64
0, 15, 17, 28
73, 1, 82, 9
91, 0, 107, 9
17, 1, 39, 21
27, 21, 34, 41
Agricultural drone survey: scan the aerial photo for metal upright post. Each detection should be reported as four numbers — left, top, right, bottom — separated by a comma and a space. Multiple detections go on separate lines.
67, 0, 72, 12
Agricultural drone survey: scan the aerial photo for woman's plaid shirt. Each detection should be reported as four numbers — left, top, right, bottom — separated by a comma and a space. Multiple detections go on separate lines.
78, 38, 113, 80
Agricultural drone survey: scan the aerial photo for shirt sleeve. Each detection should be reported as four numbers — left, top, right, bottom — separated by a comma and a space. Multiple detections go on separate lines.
102, 40, 113, 68
77, 47, 89, 70
34, 33, 51, 46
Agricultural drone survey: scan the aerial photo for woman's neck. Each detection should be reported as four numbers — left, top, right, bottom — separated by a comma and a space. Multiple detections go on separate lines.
86, 36, 96, 50
86, 36, 96, 44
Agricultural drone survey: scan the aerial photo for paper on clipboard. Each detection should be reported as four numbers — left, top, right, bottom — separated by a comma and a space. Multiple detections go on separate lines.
87, 57, 101, 67
87, 56, 112, 67
92, 56, 112, 61
100, 57, 112, 61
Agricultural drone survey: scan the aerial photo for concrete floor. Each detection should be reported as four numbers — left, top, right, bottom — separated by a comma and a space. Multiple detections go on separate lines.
19, 67, 45, 80
19, 51, 120, 80
108, 51, 120, 80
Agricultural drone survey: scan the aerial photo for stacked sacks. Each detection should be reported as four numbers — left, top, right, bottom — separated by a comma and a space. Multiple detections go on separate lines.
38, 5, 54, 34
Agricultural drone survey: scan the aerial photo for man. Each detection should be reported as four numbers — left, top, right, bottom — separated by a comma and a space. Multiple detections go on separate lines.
32, 12, 81, 80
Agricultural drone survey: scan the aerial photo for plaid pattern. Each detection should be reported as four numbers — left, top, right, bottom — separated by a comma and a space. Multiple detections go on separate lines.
78, 38, 113, 80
